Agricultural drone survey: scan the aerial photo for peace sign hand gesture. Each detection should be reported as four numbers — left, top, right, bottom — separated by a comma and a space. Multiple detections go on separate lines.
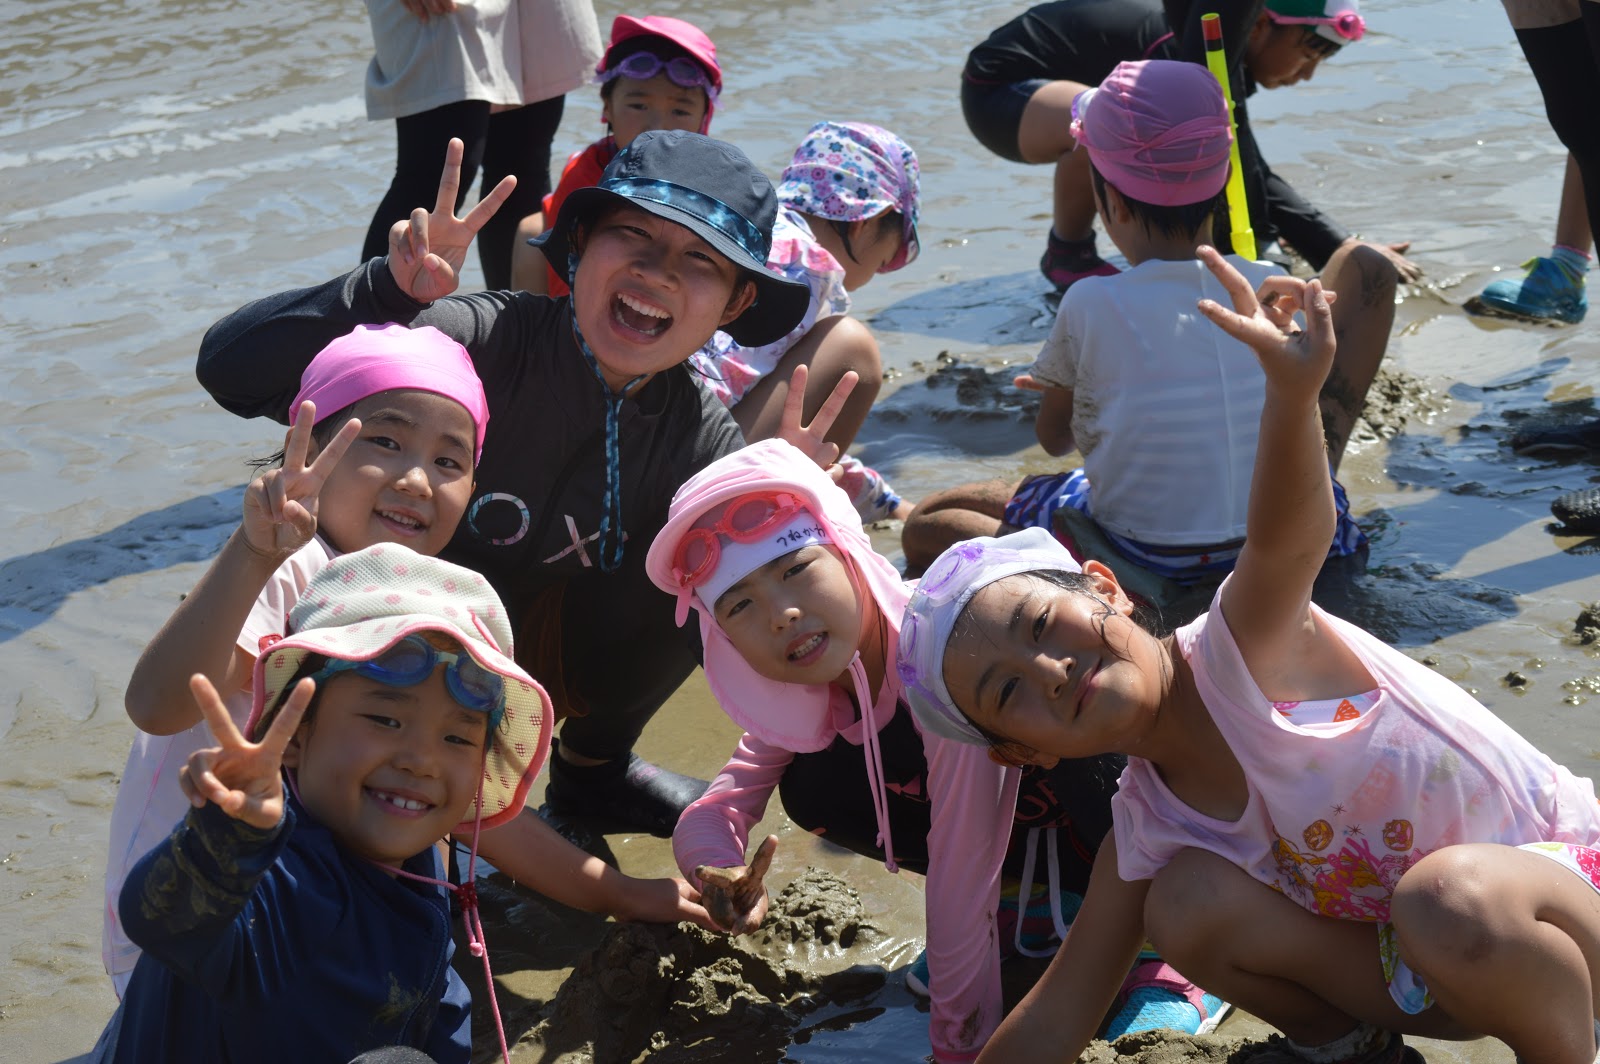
241, 401, 360, 562
774, 364, 860, 471
388, 137, 519, 302
178, 675, 313, 831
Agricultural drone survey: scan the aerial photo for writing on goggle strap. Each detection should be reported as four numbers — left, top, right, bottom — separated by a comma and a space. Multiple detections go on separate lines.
599, 52, 718, 95
310, 635, 505, 719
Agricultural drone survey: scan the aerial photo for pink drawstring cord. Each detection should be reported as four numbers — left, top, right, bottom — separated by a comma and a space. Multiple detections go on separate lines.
383, 783, 511, 1064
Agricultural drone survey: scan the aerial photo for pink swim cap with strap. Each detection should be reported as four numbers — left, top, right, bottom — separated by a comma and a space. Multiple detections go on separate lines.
1071, 59, 1233, 208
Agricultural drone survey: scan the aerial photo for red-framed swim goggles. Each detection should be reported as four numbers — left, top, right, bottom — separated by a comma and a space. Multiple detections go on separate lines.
1267, 10, 1365, 42
597, 52, 721, 98
669, 491, 808, 591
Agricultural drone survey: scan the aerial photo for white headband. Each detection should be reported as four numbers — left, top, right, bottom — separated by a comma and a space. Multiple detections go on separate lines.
695, 511, 832, 611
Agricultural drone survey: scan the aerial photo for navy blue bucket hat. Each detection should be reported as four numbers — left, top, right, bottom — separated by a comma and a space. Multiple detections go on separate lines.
529, 130, 811, 347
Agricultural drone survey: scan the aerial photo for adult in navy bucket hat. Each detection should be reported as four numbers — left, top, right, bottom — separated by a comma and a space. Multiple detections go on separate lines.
531, 129, 811, 346
197, 131, 837, 847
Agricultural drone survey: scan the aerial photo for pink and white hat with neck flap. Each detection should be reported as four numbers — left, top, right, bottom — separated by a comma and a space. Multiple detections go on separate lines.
645, 439, 911, 868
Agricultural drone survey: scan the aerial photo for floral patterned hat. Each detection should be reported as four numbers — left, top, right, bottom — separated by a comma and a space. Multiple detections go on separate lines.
778, 121, 921, 273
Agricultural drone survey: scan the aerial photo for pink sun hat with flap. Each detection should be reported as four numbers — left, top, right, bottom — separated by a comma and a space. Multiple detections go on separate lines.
1071, 59, 1233, 208
644, 439, 910, 753
247, 544, 553, 832
290, 323, 490, 463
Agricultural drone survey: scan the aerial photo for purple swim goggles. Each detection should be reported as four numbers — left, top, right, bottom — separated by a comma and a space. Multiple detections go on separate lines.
597, 51, 720, 98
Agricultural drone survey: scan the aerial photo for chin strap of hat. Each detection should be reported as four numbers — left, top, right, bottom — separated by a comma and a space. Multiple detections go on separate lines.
379, 779, 512, 1064
846, 652, 898, 874
566, 248, 646, 573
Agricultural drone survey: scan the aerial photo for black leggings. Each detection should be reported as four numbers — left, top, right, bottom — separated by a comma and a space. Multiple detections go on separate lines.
778, 705, 1124, 893
1515, 10, 1600, 247
361, 95, 566, 291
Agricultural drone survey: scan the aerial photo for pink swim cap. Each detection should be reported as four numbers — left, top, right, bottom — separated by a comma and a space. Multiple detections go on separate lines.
1071, 60, 1233, 208
290, 323, 489, 462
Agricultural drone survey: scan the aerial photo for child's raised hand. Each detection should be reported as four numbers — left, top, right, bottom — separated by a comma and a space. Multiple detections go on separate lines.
388, 137, 519, 302
775, 364, 859, 470
1194, 245, 1336, 402
694, 834, 778, 936
1012, 373, 1048, 392
241, 401, 361, 560
178, 674, 311, 831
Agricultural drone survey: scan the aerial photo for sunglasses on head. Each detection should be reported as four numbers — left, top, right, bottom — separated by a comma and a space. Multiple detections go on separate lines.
599, 52, 719, 97
1268, 9, 1364, 42
669, 491, 808, 591
310, 634, 506, 726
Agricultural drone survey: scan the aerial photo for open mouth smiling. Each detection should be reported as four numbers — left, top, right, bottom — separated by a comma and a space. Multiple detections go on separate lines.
613, 291, 673, 337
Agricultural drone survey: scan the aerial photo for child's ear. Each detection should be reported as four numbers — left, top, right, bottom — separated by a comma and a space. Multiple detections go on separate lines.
718, 278, 758, 326
1101, 182, 1133, 226
1082, 559, 1135, 616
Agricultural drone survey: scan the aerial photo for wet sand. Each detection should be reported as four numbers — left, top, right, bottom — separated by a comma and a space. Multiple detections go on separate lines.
3, 0, 1598, 1061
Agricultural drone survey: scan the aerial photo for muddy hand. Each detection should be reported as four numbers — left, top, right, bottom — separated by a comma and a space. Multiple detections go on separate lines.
694, 834, 778, 936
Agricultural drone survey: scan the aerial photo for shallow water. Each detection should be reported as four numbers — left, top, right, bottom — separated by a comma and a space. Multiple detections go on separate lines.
3, 0, 1597, 1060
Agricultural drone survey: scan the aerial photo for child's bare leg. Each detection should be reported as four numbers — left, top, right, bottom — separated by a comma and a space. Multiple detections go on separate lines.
1318, 241, 1398, 470
1391, 844, 1600, 1064
1017, 80, 1097, 240
731, 315, 881, 451
1146, 848, 1476, 1045
901, 478, 1021, 572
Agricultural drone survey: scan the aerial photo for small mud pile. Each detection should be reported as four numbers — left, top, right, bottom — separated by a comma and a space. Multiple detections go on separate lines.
877, 353, 1040, 425
1353, 367, 1449, 444
1082, 1029, 1246, 1064
1571, 602, 1600, 646
512, 869, 885, 1063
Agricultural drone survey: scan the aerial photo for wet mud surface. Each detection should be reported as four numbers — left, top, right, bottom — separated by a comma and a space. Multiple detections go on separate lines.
500, 869, 893, 1064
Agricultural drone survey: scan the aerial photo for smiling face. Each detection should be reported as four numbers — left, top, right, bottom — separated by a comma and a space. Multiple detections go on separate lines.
940, 563, 1168, 767
312, 389, 477, 557
714, 544, 864, 685
570, 203, 756, 392
283, 639, 489, 866
602, 72, 709, 147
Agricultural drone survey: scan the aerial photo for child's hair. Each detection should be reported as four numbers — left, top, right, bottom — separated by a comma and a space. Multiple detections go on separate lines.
1088, 160, 1222, 242
777, 121, 922, 274
595, 15, 721, 133
1070, 60, 1233, 241
245, 543, 552, 831
252, 322, 489, 470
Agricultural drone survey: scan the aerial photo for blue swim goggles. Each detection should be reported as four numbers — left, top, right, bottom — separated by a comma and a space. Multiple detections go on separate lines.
310, 634, 506, 730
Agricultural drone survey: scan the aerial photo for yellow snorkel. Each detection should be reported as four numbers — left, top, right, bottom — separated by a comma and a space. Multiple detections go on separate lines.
1201, 12, 1257, 261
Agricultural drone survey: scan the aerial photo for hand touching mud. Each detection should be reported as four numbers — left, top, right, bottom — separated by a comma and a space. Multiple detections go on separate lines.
695, 834, 778, 936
